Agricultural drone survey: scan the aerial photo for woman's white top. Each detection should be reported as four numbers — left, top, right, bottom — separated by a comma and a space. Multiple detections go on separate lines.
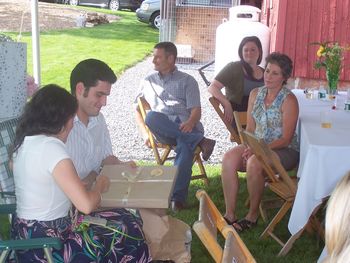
13, 135, 71, 221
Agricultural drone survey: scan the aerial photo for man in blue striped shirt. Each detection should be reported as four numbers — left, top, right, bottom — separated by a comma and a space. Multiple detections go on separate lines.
136, 42, 216, 211
67, 59, 135, 188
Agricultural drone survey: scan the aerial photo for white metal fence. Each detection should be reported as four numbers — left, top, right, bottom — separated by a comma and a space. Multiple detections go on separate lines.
159, 0, 241, 65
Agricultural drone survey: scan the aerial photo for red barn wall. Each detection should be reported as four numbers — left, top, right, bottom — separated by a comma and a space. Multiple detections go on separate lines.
261, 0, 350, 89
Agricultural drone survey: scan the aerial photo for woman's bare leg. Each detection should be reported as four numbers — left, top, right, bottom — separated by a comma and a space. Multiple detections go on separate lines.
245, 155, 265, 222
221, 145, 246, 223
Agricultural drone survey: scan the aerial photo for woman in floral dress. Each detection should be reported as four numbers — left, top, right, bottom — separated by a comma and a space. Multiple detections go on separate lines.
220, 52, 299, 232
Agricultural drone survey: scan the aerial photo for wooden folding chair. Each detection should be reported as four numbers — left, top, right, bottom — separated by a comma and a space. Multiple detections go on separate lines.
193, 190, 256, 263
233, 111, 247, 145
137, 97, 208, 184
209, 97, 246, 144
233, 111, 275, 223
0, 117, 62, 263
242, 130, 322, 256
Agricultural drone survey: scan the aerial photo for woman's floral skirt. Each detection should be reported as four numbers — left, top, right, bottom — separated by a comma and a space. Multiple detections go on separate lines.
12, 208, 152, 263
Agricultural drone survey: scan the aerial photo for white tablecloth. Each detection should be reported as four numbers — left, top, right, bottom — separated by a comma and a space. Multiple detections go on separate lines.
288, 89, 350, 235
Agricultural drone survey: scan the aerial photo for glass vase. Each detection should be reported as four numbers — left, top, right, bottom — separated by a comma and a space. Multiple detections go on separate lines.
326, 69, 339, 95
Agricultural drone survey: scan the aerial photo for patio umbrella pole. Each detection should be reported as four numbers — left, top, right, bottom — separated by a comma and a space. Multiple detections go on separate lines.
31, 0, 41, 86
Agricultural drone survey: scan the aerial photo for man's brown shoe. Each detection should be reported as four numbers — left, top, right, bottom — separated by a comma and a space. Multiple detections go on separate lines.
199, 137, 216, 161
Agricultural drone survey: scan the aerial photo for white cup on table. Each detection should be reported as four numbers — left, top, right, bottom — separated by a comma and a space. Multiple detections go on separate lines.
320, 111, 332, 128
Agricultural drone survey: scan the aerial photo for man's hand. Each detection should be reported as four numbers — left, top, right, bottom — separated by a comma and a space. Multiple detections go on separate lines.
82, 171, 98, 190
95, 175, 110, 193
103, 155, 120, 165
122, 160, 137, 168
180, 120, 195, 133
102, 156, 137, 168
144, 137, 151, 148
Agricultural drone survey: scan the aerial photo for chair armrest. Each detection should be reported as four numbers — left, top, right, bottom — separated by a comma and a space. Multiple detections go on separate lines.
0, 237, 62, 250
0, 204, 16, 215
0, 192, 15, 197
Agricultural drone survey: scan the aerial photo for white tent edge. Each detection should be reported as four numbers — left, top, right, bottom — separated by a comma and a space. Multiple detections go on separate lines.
30, 0, 41, 86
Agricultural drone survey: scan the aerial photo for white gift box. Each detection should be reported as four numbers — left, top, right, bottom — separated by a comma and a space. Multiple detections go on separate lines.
100, 164, 178, 209
0, 42, 27, 119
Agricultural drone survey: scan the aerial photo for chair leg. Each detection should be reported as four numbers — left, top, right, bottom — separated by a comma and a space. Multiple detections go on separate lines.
246, 198, 268, 223
44, 247, 54, 263
259, 203, 268, 223
279, 202, 325, 256
0, 250, 10, 263
305, 214, 325, 242
312, 216, 325, 241
160, 147, 172, 165
152, 147, 162, 165
259, 197, 285, 223
278, 228, 304, 256
191, 154, 209, 185
197, 157, 209, 185
260, 201, 292, 239
303, 202, 325, 241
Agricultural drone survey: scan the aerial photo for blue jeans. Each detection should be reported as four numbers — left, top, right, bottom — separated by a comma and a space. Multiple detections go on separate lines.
145, 111, 204, 203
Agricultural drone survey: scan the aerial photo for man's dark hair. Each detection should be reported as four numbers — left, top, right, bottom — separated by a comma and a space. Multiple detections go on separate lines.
265, 52, 293, 85
154, 42, 177, 60
70, 59, 117, 96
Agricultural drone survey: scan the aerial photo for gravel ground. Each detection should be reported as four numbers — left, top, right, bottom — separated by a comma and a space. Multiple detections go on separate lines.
102, 57, 236, 164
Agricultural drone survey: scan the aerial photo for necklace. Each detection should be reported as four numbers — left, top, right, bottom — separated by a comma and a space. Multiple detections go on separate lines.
265, 87, 282, 107
265, 95, 276, 107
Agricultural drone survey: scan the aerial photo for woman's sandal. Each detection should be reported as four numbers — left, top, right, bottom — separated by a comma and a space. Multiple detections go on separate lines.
233, 218, 258, 232
223, 216, 238, 226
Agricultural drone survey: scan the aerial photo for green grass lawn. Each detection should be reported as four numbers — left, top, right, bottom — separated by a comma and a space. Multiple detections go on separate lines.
6, 8, 158, 90
0, 164, 324, 262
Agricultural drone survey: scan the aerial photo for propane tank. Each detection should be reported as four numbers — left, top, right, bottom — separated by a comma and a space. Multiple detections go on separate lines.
215, 5, 270, 75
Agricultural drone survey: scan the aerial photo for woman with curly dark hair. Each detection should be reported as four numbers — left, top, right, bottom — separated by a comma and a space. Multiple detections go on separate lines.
221, 52, 299, 232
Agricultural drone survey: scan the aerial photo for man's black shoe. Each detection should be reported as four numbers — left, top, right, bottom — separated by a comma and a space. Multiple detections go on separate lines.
199, 137, 216, 161
170, 200, 185, 213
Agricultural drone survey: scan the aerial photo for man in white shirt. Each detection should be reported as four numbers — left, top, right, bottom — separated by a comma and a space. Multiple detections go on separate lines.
66, 59, 134, 187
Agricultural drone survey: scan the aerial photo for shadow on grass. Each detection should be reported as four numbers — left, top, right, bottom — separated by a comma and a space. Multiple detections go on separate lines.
0, 163, 324, 263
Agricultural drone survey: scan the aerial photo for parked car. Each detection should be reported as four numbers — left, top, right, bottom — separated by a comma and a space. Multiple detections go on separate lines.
39, 0, 66, 3
136, 0, 160, 29
68, 0, 143, 11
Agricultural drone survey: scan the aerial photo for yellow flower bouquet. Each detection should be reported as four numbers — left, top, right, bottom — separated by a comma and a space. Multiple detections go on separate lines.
313, 42, 348, 94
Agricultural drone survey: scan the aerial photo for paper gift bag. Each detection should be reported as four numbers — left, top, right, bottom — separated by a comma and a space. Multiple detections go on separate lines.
140, 209, 191, 263
0, 42, 27, 119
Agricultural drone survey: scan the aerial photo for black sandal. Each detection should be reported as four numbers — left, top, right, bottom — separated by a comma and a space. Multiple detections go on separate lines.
233, 218, 258, 232
223, 216, 238, 226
